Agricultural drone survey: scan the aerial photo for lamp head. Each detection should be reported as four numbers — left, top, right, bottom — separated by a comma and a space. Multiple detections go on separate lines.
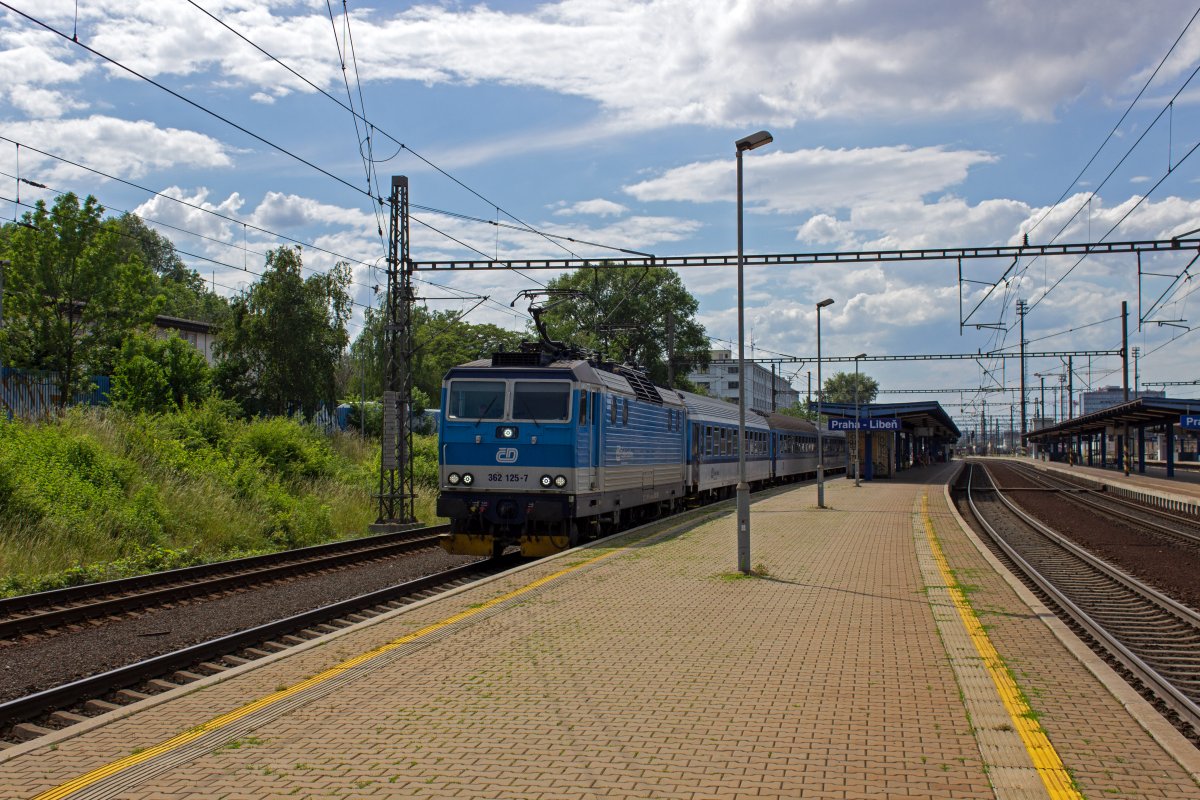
816, 298, 834, 309
736, 130, 774, 152
854, 352, 867, 359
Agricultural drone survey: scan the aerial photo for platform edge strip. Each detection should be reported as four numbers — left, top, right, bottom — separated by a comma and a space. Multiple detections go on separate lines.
921, 491, 1083, 800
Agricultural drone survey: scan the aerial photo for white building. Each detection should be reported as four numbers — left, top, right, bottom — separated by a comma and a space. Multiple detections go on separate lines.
686, 350, 800, 413
1080, 385, 1165, 415
154, 315, 217, 364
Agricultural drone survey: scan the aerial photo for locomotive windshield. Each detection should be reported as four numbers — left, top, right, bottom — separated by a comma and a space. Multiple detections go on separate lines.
512, 381, 571, 421
447, 380, 506, 420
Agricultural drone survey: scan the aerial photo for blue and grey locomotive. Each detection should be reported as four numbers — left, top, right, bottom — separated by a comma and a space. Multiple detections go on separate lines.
437, 349, 846, 557
437, 350, 686, 557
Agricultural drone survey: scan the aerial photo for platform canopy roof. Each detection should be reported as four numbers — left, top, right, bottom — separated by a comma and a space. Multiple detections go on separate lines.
814, 401, 961, 440
1025, 396, 1200, 442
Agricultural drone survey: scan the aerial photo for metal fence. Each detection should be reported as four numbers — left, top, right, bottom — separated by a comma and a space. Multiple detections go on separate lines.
1, 365, 111, 420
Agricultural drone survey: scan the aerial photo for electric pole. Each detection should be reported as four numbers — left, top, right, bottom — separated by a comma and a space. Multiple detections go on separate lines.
1122, 300, 1130, 476
1018, 299, 1028, 455
377, 176, 418, 527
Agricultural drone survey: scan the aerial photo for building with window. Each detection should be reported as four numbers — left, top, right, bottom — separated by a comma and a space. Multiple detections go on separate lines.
686, 350, 799, 413
154, 315, 217, 364
1080, 385, 1165, 415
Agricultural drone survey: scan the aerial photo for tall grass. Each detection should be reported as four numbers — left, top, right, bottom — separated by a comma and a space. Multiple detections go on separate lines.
0, 403, 444, 596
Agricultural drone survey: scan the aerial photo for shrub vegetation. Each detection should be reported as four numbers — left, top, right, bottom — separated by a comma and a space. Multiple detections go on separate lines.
0, 403, 441, 597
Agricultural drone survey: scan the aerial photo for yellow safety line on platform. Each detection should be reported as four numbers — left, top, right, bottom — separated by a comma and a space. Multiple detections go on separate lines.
922, 493, 1083, 800
35, 546, 623, 800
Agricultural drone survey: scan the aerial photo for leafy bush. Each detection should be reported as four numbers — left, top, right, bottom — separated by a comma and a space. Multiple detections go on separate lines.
0, 413, 162, 546
237, 417, 337, 482
109, 331, 211, 413
0, 404, 406, 595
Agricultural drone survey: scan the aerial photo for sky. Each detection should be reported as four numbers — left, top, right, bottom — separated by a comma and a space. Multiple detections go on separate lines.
3, 0, 1200, 428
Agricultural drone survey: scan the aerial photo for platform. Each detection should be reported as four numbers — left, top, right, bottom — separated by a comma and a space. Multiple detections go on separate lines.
1004, 455, 1200, 503
2, 464, 1197, 799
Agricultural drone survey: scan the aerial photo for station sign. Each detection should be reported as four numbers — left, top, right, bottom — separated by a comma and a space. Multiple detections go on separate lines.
828, 418, 901, 431
1182, 414, 1200, 430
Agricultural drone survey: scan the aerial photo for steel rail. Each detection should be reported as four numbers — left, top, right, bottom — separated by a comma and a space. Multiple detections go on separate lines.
966, 463, 1200, 732
0, 527, 448, 638
1003, 463, 1200, 548
0, 557, 513, 733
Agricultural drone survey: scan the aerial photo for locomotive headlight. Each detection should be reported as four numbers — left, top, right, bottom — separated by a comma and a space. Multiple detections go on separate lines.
461, 473, 474, 486
447, 472, 461, 485
500, 426, 517, 439
553, 475, 567, 488
540, 474, 552, 487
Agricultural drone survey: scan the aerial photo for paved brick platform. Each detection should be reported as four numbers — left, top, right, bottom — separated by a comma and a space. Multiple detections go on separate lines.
2, 464, 1197, 799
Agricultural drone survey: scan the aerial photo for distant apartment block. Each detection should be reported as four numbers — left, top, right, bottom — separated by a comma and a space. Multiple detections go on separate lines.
686, 349, 800, 413
1080, 385, 1165, 415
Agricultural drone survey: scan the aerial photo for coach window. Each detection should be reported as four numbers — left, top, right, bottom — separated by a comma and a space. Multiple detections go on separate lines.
512, 381, 571, 421
447, 380, 505, 420
610, 396, 618, 424
579, 392, 588, 426
622, 399, 629, 425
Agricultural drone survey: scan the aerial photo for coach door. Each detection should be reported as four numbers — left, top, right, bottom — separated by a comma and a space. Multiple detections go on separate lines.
690, 423, 700, 488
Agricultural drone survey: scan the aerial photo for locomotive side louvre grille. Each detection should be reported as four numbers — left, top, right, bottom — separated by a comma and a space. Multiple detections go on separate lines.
615, 367, 663, 405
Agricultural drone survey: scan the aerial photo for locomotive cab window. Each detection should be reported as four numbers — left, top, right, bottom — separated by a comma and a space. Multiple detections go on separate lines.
447, 380, 505, 420
512, 381, 571, 421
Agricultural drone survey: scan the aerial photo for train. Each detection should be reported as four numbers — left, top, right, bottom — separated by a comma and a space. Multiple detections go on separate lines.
436, 344, 846, 558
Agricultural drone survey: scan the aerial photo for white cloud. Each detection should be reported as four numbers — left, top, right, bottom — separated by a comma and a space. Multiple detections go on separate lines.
248, 191, 378, 233
0, 116, 233, 183
553, 198, 628, 217
625, 145, 996, 213
7, 1, 1197, 130
132, 186, 245, 255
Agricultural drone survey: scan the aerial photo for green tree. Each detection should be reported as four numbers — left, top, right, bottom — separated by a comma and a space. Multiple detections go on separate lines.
777, 401, 817, 420
822, 371, 879, 404
0, 194, 161, 405
212, 247, 351, 418
110, 331, 211, 413
346, 304, 523, 408
113, 214, 230, 324
535, 265, 709, 387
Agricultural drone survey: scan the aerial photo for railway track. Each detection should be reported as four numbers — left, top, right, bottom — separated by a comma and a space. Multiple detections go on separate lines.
0, 525, 448, 639
962, 462, 1200, 739
998, 462, 1200, 551
0, 554, 516, 747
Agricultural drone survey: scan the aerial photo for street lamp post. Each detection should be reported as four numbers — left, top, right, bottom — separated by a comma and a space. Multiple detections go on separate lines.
815, 297, 835, 508
735, 130, 773, 575
853, 352, 866, 486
